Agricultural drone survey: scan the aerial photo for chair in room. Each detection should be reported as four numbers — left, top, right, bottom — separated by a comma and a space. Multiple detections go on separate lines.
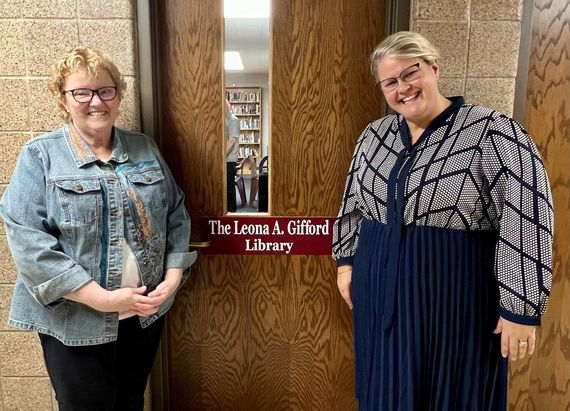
234, 157, 249, 208
257, 156, 268, 212
235, 155, 259, 209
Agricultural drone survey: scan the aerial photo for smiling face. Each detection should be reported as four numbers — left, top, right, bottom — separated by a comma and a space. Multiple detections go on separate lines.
62, 70, 119, 139
377, 55, 443, 127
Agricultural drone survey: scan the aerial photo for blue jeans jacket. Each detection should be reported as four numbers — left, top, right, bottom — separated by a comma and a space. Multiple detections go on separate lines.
0, 125, 197, 346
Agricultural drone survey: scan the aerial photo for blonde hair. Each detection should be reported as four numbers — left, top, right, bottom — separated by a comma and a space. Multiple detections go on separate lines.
370, 31, 441, 83
48, 46, 126, 121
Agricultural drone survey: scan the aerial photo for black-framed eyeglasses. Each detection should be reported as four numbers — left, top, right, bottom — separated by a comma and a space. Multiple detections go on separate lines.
376, 63, 422, 91
63, 86, 117, 103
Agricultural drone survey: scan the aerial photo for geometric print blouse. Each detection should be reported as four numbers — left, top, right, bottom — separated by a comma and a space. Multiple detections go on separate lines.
332, 97, 553, 325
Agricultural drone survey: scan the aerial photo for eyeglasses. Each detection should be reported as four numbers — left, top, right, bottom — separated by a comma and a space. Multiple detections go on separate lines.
376, 63, 422, 92
63, 86, 117, 103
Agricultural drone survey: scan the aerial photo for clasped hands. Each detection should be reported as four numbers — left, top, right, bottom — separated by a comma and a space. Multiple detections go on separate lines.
103, 284, 173, 317
67, 268, 183, 317
104, 268, 183, 316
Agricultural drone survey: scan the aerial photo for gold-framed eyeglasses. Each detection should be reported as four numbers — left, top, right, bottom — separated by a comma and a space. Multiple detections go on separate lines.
63, 86, 117, 103
376, 62, 422, 92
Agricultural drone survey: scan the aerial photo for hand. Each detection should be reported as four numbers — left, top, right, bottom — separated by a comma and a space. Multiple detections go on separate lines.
493, 316, 537, 361
104, 286, 160, 317
132, 268, 184, 314
337, 266, 353, 310
66, 269, 184, 317
66, 281, 156, 315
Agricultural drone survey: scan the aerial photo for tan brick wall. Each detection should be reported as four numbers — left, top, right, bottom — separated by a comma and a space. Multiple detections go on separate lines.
0, 1, 138, 409
412, 0, 524, 115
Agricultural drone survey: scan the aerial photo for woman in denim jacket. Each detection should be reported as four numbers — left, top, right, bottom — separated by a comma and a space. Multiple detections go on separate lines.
0, 47, 196, 411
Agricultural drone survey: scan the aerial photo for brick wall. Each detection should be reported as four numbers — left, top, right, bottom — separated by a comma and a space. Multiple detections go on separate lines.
0, 1, 139, 409
411, 0, 524, 115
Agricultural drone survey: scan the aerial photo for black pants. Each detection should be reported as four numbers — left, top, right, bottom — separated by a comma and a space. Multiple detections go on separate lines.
39, 315, 165, 411
227, 161, 237, 212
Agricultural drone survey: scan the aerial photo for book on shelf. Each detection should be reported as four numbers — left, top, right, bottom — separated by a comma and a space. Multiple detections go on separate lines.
225, 90, 260, 102
231, 103, 260, 115
238, 147, 260, 158
239, 132, 260, 144
239, 118, 260, 129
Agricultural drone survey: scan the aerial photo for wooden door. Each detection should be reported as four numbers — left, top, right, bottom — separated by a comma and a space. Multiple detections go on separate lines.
154, 0, 385, 409
509, 0, 570, 409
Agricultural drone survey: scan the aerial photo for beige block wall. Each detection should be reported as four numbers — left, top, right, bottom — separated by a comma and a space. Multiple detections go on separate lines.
412, 0, 524, 115
0, 1, 139, 409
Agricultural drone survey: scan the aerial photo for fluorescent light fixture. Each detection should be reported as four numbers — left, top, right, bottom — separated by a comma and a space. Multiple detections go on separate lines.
223, 0, 270, 18
224, 51, 244, 70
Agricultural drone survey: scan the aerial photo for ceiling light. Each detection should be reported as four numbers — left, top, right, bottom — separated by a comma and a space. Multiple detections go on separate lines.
223, 0, 270, 18
224, 51, 244, 70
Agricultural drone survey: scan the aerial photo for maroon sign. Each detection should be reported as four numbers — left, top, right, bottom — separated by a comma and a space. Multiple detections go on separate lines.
198, 216, 335, 255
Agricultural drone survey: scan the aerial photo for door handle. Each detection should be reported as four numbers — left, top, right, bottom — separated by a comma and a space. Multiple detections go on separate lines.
190, 240, 211, 248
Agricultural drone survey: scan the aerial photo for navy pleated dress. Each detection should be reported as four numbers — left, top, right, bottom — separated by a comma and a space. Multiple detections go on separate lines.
332, 98, 553, 411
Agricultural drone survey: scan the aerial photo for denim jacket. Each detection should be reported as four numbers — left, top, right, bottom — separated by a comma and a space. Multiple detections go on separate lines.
0, 125, 197, 346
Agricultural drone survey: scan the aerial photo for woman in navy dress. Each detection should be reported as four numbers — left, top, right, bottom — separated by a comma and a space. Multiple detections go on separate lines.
332, 31, 554, 411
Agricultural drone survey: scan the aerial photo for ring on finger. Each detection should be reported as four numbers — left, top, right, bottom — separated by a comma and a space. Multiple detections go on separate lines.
518, 340, 528, 348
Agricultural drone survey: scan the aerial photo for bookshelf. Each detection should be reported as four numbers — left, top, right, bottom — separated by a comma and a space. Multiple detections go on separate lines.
225, 87, 262, 162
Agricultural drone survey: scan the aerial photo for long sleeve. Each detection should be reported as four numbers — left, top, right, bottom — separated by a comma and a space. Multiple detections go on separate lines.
150, 139, 196, 270
482, 114, 554, 325
0, 144, 93, 306
332, 127, 369, 266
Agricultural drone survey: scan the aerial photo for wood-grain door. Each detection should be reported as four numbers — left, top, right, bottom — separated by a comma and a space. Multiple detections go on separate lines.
509, 0, 570, 409
154, 0, 385, 409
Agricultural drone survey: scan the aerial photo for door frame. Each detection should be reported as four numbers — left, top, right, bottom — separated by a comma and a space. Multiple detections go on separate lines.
135, 1, 410, 409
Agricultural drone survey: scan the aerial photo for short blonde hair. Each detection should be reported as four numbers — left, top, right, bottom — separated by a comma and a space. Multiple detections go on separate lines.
48, 46, 126, 121
370, 31, 441, 83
